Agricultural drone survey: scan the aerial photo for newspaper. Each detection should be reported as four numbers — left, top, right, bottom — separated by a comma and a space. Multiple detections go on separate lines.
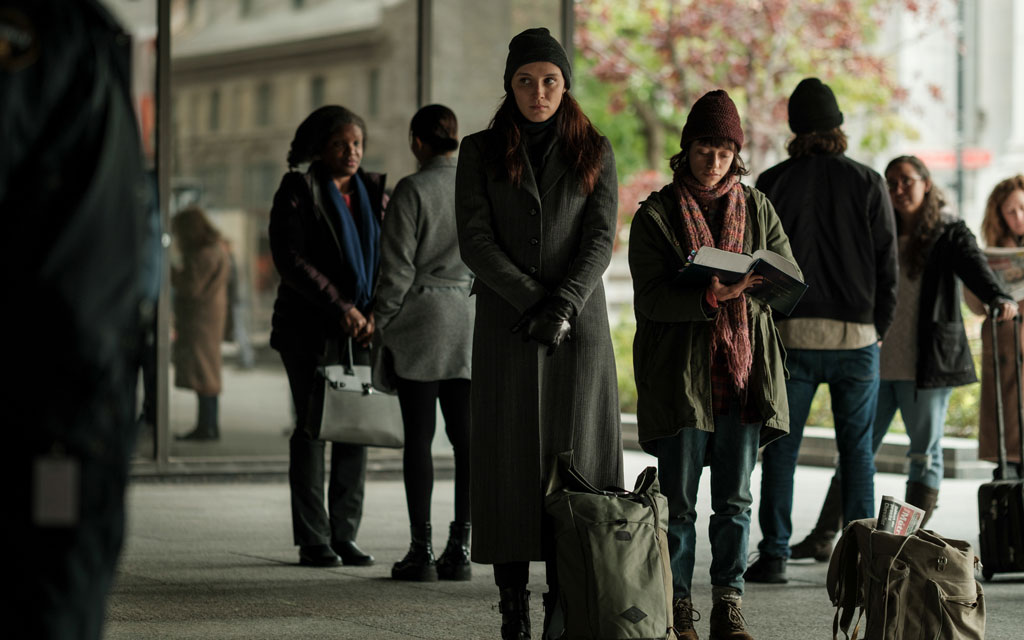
876, 495, 926, 535
983, 246, 1024, 301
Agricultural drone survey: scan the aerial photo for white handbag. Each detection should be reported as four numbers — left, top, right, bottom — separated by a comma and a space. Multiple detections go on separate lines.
308, 338, 404, 447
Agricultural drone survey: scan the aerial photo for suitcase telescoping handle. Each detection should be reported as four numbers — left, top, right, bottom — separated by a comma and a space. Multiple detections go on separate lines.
989, 309, 1024, 477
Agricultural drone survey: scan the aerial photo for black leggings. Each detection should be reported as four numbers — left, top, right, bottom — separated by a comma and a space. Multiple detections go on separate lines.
395, 377, 471, 525
493, 560, 559, 590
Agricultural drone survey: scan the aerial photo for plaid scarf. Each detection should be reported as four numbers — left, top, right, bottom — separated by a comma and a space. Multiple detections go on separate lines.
675, 174, 753, 390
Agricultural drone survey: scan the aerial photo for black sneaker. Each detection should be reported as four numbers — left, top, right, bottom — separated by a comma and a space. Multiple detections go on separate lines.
743, 553, 787, 584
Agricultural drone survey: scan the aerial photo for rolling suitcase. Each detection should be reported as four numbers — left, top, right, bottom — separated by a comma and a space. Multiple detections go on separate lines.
977, 312, 1024, 580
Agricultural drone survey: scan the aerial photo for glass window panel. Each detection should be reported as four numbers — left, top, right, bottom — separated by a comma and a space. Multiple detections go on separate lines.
98, 0, 159, 461
168, 0, 419, 461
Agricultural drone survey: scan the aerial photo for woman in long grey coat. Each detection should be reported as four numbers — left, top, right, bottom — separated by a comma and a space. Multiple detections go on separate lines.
455, 28, 623, 640
375, 105, 475, 582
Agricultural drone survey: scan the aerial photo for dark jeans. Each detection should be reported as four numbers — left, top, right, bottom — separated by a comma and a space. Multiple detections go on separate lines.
654, 409, 760, 598
757, 345, 879, 558
396, 377, 471, 525
280, 349, 367, 546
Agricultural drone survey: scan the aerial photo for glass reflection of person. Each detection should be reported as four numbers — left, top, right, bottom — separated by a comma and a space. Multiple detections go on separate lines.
171, 207, 230, 442
269, 106, 384, 568
455, 28, 623, 640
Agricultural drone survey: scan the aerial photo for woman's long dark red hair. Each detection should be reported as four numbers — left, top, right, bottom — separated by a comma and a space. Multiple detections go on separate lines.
489, 92, 605, 195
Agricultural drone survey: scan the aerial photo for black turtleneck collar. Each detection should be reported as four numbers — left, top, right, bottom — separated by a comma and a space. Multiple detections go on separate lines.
515, 110, 558, 172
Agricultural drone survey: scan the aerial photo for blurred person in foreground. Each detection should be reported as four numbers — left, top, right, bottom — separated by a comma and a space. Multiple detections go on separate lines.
2, 0, 150, 637
746, 78, 898, 583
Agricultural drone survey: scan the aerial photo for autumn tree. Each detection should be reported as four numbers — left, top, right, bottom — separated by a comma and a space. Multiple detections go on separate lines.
575, 0, 950, 175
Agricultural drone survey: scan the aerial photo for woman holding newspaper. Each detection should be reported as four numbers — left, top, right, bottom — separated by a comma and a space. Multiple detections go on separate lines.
629, 90, 799, 640
968, 175, 1024, 480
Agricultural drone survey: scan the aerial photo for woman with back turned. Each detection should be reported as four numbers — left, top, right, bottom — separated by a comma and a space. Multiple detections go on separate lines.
455, 27, 623, 640
375, 104, 475, 582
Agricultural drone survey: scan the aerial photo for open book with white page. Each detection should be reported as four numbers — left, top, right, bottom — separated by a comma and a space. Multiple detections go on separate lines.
678, 246, 808, 315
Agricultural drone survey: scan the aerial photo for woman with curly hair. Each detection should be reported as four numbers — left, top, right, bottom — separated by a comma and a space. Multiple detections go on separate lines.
268, 105, 385, 568
968, 175, 1024, 479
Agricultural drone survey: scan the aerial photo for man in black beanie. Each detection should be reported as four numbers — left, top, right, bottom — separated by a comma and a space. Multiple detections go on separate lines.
745, 78, 898, 584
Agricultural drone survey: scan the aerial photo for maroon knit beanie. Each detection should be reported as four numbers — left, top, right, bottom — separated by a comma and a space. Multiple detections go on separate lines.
679, 90, 744, 152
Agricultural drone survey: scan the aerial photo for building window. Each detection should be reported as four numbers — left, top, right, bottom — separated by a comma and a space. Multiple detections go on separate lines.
368, 68, 380, 117
244, 162, 280, 208
310, 75, 325, 109
255, 82, 273, 127
209, 89, 220, 132
240, 0, 253, 18
292, 0, 305, 9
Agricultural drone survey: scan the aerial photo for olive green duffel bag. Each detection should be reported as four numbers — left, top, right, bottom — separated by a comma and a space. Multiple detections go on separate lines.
544, 453, 673, 640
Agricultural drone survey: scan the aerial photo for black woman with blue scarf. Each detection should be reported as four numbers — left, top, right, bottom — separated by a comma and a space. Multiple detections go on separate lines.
269, 105, 386, 568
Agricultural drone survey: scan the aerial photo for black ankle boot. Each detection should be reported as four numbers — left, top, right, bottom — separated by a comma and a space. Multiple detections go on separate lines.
176, 395, 220, 441
436, 521, 471, 580
391, 523, 437, 581
499, 587, 531, 640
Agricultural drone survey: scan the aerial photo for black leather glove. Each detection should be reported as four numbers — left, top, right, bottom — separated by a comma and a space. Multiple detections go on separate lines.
511, 296, 574, 355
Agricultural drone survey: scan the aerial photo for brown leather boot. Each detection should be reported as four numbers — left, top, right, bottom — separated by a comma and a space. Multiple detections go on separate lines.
709, 598, 753, 640
790, 475, 842, 561
672, 597, 701, 640
905, 481, 939, 527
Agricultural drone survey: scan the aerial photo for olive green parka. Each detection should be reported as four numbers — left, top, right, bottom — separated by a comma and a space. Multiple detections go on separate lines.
628, 183, 800, 449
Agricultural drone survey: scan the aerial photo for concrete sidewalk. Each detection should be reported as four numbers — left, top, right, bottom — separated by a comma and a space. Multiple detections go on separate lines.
105, 452, 1022, 639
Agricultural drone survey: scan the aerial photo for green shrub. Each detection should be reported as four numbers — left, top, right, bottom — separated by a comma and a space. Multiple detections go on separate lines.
612, 301, 987, 439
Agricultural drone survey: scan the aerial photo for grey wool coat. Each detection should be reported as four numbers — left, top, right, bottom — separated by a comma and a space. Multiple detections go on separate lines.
456, 129, 624, 564
375, 156, 474, 381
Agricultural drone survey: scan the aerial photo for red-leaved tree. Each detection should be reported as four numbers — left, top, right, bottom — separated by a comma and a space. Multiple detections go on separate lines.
576, 0, 951, 173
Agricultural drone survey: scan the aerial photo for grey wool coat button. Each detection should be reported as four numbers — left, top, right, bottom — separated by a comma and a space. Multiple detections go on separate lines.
529, 208, 538, 216
530, 238, 539, 245
528, 266, 537, 274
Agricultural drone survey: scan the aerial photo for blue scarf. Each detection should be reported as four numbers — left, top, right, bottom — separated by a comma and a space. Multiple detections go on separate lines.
324, 173, 379, 310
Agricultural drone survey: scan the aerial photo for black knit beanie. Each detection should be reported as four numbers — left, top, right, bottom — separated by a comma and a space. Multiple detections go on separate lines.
503, 27, 572, 93
788, 77, 844, 134
679, 90, 745, 152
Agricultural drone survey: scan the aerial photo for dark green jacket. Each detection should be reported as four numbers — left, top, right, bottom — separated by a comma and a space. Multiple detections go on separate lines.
628, 184, 800, 448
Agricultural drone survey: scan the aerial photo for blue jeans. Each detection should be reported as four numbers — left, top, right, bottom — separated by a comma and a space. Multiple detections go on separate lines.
654, 410, 760, 598
757, 345, 879, 558
874, 380, 952, 490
